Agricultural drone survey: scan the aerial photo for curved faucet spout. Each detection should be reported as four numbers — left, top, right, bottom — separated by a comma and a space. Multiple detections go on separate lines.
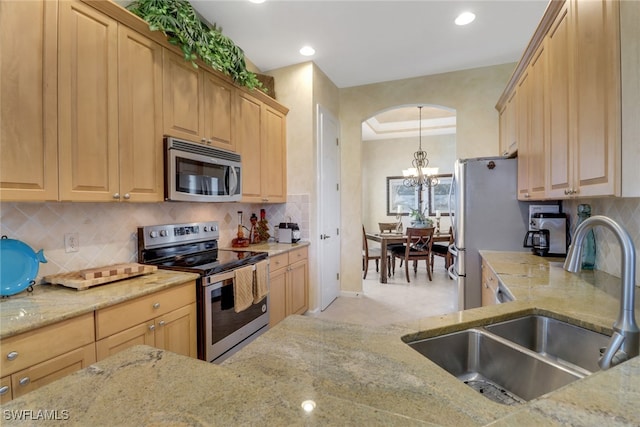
563, 215, 639, 369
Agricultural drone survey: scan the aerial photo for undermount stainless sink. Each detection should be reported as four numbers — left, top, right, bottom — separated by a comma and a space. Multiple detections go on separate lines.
407, 315, 611, 405
485, 315, 610, 373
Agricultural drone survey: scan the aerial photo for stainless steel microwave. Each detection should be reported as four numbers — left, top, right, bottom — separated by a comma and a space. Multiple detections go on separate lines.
165, 137, 242, 202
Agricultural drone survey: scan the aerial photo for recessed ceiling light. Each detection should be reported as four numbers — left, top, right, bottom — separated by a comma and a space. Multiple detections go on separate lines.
299, 46, 316, 56
455, 12, 476, 26
248, 0, 265, 4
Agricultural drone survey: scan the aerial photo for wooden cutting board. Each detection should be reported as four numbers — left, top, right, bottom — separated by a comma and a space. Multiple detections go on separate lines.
44, 263, 157, 291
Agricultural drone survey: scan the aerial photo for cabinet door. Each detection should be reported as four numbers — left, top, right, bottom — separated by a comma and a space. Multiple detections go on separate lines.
154, 303, 197, 358
0, 0, 58, 201
118, 26, 164, 202
236, 92, 263, 202
516, 72, 530, 200
269, 267, 287, 327
287, 259, 309, 315
163, 49, 203, 142
58, 0, 119, 202
527, 44, 547, 199
11, 344, 96, 399
547, 3, 573, 199
572, 0, 620, 197
96, 322, 155, 361
498, 91, 517, 157
481, 261, 499, 307
0, 376, 12, 404
262, 105, 287, 202
203, 72, 235, 151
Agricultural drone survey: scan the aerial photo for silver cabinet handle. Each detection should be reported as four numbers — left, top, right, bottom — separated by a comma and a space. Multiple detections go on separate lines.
113, 193, 120, 199
18, 377, 30, 387
201, 138, 207, 143
123, 193, 130, 200
0, 385, 9, 395
6, 351, 18, 361
148, 324, 155, 331
158, 320, 166, 327
153, 302, 160, 309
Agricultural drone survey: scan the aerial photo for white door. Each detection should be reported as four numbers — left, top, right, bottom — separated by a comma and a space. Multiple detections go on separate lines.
317, 105, 341, 310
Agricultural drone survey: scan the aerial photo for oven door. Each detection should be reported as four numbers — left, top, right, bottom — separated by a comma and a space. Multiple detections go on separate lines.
204, 270, 268, 363
166, 137, 241, 202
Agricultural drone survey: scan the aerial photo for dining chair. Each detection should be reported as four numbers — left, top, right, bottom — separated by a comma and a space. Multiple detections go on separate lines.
362, 225, 390, 279
390, 227, 435, 282
431, 226, 454, 277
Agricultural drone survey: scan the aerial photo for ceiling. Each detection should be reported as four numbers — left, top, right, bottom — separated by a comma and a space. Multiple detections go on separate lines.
190, 0, 550, 89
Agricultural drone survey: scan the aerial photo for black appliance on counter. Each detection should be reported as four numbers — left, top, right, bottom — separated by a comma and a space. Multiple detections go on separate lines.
138, 221, 268, 363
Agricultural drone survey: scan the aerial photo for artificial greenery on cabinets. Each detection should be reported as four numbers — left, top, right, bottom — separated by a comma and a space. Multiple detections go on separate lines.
127, 0, 263, 91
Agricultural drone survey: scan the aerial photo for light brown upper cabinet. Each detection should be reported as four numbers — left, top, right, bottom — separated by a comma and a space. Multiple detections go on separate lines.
118, 26, 164, 202
58, 0, 119, 202
58, 1, 164, 202
0, 0, 58, 201
236, 91, 287, 203
163, 49, 235, 152
498, 90, 517, 157
497, 0, 639, 199
546, 3, 572, 199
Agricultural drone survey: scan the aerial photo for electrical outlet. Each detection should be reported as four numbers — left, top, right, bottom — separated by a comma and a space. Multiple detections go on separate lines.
65, 233, 79, 253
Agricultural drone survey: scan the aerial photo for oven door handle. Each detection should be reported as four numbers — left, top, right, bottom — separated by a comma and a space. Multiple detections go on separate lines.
204, 270, 236, 287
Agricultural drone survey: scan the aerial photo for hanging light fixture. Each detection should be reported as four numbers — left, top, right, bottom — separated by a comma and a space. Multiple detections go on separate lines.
403, 106, 439, 188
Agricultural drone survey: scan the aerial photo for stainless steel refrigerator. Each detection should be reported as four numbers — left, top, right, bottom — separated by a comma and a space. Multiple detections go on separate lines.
449, 157, 534, 310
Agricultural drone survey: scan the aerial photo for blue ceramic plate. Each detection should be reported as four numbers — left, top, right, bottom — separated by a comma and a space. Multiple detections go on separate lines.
0, 237, 47, 297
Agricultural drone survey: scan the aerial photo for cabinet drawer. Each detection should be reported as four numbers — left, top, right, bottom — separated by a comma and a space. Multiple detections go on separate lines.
96, 281, 195, 339
269, 253, 288, 273
0, 312, 95, 376
0, 376, 12, 404
288, 246, 308, 264
11, 343, 96, 399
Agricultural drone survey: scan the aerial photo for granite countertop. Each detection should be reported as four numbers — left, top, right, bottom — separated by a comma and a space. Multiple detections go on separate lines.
1, 251, 638, 425
0, 270, 199, 339
221, 240, 310, 256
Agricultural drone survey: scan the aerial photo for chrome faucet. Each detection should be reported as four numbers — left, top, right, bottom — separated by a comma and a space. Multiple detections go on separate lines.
564, 215, 639, 370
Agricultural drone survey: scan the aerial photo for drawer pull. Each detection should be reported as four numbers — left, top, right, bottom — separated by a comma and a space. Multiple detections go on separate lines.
0, 385, 9, 395
18, 377, 30, 387
148, 324, 155, 331
153, 302, 160, 309
6, 351, 18, 361
158, 320, 166, 327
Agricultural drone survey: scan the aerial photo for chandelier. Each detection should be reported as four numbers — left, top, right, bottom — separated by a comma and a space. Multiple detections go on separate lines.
403, 106, 439, 188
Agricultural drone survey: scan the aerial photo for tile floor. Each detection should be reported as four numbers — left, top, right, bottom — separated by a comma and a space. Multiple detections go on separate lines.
306, 258, 457, 327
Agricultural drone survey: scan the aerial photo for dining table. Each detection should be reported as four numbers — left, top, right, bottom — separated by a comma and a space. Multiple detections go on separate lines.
365, 230, 452, 283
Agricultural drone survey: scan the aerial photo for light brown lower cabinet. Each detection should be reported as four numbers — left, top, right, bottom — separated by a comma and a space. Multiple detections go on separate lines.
481, 259, 501, 306
95, 281, 197, 360
0, 312, 96, 402
269, 247, 309, 327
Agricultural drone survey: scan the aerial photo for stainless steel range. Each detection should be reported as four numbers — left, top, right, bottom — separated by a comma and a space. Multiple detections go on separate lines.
137, 221, 269, 363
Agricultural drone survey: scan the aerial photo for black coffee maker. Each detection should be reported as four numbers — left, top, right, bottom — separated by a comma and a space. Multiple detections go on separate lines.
523, 213, 568, 257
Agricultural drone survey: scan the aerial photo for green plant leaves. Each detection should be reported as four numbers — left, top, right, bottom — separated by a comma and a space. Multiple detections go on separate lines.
127, 0, 264, 91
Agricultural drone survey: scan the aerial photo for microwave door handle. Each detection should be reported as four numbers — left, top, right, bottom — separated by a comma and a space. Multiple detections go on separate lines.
229, 166, 239, 195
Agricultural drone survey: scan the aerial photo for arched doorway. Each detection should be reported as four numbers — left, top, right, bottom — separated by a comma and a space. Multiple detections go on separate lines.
361, 104, 456, 234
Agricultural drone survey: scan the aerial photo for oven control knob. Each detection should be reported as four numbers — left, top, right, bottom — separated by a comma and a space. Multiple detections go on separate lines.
159, 229, 168, 237
203, 226, 209, 232
149, 231, 158, 238
261, 304, 267, 313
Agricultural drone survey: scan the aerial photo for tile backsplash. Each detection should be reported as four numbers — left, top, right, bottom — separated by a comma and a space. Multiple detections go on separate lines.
563, 198, 639, 284
0, 194, 309, 283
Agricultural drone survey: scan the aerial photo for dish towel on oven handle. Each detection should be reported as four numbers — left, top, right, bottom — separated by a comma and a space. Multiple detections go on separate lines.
233, 265, 254, 313
253, 260, 269, 303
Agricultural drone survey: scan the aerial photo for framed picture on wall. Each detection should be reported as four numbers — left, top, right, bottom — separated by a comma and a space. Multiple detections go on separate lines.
427, 174, 453, 216
386, 176, 418, 216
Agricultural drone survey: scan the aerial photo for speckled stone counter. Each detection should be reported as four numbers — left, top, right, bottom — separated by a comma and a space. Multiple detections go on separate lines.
221, 240, 309, 256
0, 270, 199, 339
1, 251, 638, 425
